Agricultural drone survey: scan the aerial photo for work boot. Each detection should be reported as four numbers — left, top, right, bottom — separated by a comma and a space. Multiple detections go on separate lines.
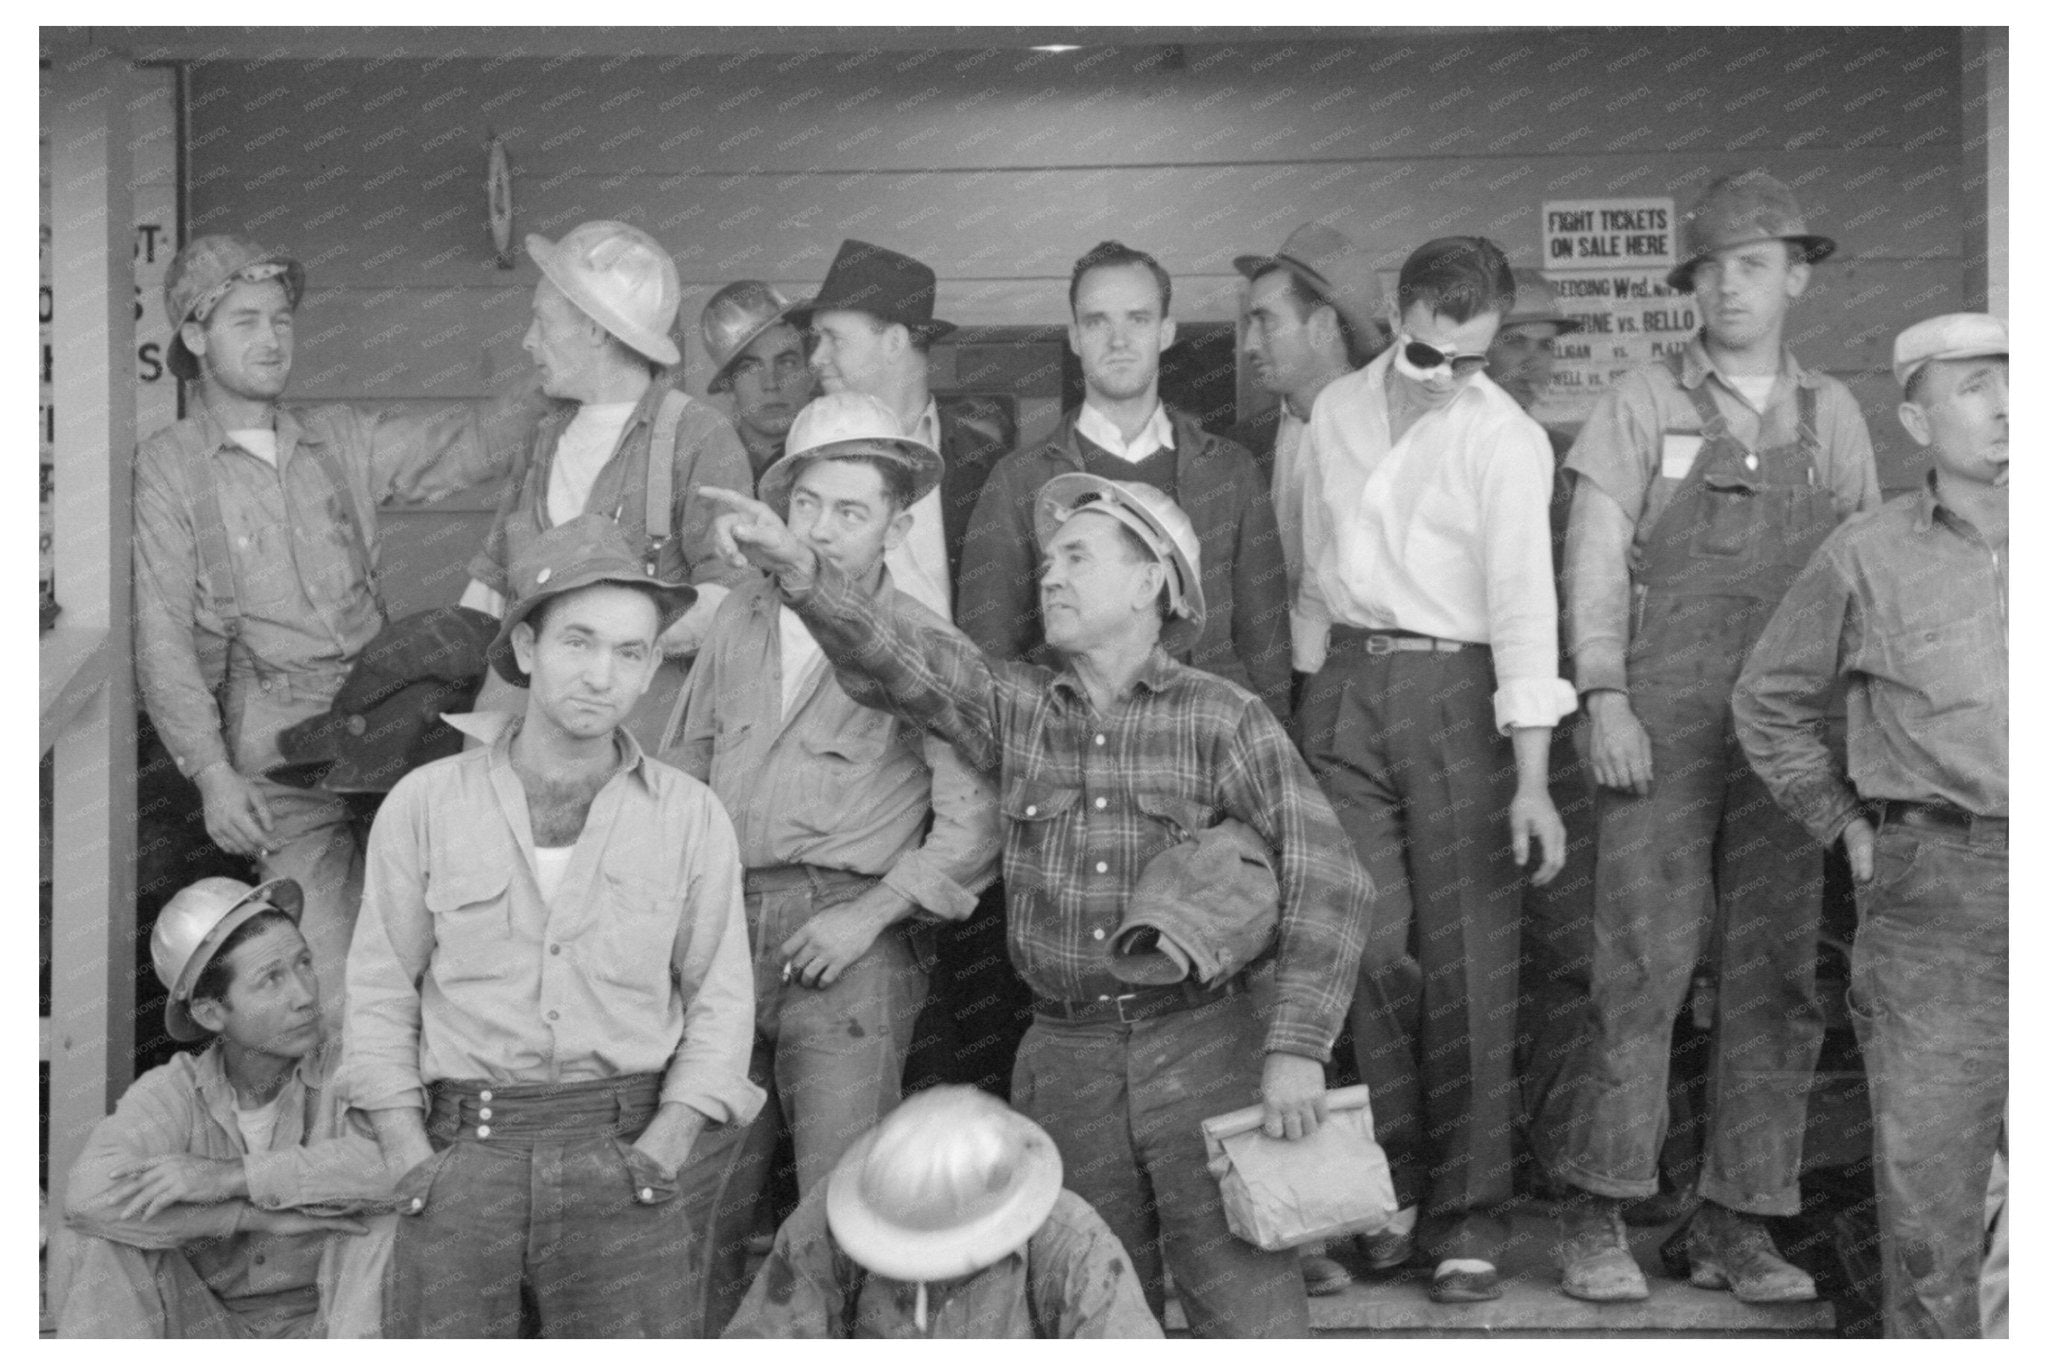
1355, 1205, 1418, 1272
1684, 1202, 1817, 1303
1555, 1193, 1651, 1302
1299, 1242, 1353, 1297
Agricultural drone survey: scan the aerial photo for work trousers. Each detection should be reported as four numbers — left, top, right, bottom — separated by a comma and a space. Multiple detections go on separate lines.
1299, 640, 1522, 1263
384, 1074, 694, 1338
693, 869, 928, 1335
1541, 641, 1824, 1216
1010, 989, 1310, 1338
1516, 709, 1600, 1138
50, 1228, 320, 1338
1849, 816, 2007, 1338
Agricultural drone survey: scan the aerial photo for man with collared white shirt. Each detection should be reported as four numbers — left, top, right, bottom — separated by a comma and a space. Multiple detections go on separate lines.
958, 240, 1291, 724
1293, 236, 1572, 1306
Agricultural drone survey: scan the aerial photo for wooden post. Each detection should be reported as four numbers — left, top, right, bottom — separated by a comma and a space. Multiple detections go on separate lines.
43, 30, 136, 1213
1960, 27, 2009, 316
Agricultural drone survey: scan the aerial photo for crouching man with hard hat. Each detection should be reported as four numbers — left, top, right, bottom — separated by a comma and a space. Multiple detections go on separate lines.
50, 878, 395, 1337
702, 472, 1371, 1337
461, 221, 758, 749
724, 1086, 1160, 1337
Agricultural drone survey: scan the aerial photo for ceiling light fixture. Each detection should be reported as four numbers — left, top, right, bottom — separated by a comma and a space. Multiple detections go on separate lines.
1031, 45, 1081, 53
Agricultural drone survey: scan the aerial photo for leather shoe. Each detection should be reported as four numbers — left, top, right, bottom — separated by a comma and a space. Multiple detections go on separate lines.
1357, 1224, 1415, 1272
1685, 1204, 1816, 1303
1300, 1248, 1353, 1297
1556, 1195, 1651, 1302
1429, 1263, 1502, 1303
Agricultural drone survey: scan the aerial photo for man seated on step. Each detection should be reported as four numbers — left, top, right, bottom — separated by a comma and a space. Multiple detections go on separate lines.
51, 877, 394, 1337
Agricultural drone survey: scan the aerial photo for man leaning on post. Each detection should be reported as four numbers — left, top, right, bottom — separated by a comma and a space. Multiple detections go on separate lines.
696, 469, 1371, 1337
342, 514, 762, 1337
1734, 314, 2008, 1338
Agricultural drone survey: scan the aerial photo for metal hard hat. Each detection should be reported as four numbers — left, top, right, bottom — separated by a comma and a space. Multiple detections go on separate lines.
527, 221, 683, 367
756, 393, 945, 516
1668, 171, 1837, 292
1034, 473, 1207, 655
825, 1086, 1064, 1283
701, 280, 802, 390
1500, 268, 1585, 334
151, 877, 304, 1042
162, 234, 306, 381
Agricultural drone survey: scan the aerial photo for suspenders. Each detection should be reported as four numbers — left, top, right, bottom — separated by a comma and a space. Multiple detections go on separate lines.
643, 388, 688, 573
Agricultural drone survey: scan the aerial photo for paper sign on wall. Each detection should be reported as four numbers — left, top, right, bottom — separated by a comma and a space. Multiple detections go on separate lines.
1531, 197, 1689, 427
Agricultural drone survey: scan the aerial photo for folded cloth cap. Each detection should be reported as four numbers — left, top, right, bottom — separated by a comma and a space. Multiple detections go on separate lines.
270, 606, 498, 793
1500, 268, 1585, 333
1109, 818, 1279, 986
1893, 312, 2008, 389
488, 514, 697, 687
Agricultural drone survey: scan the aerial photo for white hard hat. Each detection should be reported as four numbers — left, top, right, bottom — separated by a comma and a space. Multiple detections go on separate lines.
526, 221, 682, 367
151, 877, 303, 1041
825, 1086, 1063, 1283
1034, 473, 1207, 655
756, 393, 944, 515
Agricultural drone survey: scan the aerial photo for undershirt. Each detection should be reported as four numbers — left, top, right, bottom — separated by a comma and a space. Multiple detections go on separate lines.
1728, 373, 1777, 413
545, 402, 638, 527
228, 428, 279, 467
778, 606, 826, 718
534, 845, 574, 902
233, 1091, 285, 1153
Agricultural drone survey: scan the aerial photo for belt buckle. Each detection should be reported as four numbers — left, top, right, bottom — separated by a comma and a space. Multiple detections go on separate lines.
1365, 634, 1395, 656
1110, 991, 1144, 1023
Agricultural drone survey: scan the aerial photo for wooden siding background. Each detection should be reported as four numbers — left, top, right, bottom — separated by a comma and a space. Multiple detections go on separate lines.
179, 29, 1984, 614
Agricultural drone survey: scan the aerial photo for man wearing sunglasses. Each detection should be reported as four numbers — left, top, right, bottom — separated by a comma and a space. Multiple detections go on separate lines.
1536, 171, 1878, 1305
1292, 236, 1575, 1305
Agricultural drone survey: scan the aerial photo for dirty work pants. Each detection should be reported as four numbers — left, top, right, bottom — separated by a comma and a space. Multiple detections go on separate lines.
1850, 815, 2007, 1338
1010, 989, 1311, 1338
693, 868, 927, 1335
1299, 637, 1521, 1263
224, 667, 362, 1031
1542, 621, 1824, 1216
50, 1227, 320, 1338
384, 1074, 693, 1337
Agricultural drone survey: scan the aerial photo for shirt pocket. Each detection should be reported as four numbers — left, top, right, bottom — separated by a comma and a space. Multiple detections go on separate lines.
790, 723, 893, 832
1876, 613, 1997, 721
423, 867, 512, 985
999, 779, 1080, 894
593, 868, 679, 995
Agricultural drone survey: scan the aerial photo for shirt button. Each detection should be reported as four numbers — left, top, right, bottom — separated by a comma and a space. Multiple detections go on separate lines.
477, 1124, 492, 1139
1094, 797, 1107, 810
1095, 861, 1109, 873
547, 1009, 559, 1021
1094, 734, 1106, 746
478, 1107, 492, 1121
409, 1197, 423, 1213
1092, 928, 1106, 940
550, 944, 561, 955
479, 1090, 493, 1103
639, 1187, 656, 1203
1025, 805, 1037, 816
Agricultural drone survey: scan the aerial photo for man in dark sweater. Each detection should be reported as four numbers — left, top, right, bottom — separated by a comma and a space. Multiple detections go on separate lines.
956, 240, 1292, 726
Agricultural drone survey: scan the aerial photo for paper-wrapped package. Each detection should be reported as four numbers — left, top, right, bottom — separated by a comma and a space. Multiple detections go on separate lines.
1199, 1084, 1398, 1251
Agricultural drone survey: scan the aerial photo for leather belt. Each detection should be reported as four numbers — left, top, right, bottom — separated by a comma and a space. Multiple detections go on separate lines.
1032, 975, 1246, 1025
744, 864, 878, 897
1327, 624, 1473, 656
1879, 799, 2008, 841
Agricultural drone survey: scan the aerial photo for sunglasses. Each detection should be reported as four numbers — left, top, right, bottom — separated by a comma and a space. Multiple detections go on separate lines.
1399, 335, 1490, 378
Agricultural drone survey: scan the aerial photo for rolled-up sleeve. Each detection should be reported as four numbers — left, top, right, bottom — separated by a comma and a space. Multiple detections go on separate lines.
662, 789, 766, 1125
1733, 546, 1865, 848
1481, 419, 1578, 731
340, 776, 434, 1114
243, 1107, 395, 1216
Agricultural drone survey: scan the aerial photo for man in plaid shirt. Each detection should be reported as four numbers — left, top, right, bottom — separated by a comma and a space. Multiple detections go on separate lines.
702, 473, 1371, 1338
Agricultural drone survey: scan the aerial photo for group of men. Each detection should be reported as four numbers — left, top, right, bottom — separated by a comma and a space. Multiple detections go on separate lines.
51, 160, 2004, 1340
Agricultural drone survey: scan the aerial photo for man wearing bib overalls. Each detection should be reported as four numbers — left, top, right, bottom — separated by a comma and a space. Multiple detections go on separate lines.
1538, 172, 1879, 1303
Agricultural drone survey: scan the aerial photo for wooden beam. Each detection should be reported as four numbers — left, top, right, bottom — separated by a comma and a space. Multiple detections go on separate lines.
44, 31, 136, 1214
1959, 27, 2008, 316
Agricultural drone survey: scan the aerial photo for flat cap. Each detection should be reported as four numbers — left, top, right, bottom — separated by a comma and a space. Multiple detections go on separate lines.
1893, 312, 2008, 389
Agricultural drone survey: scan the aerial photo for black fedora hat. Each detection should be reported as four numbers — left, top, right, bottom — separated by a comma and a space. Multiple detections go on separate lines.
788, 239, 955, 339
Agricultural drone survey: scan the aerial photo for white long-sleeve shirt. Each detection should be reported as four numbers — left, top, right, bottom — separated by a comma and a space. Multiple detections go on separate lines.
1294, 348, 1577, 732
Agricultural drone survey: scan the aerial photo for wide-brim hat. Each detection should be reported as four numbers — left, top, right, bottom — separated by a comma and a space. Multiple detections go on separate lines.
756, 392, 945, 516
488, 514, 696, 687
786, 238, 955, 339
160, 877, 305, 1042
1500, 268, 1585, 334
1234, 221, 1389, 355
528, 222, 683, 368
825, 1087, 1064, 1283
1034, 473, 1206, 656
1893, 312, 2009, 389
702, 280, 804, 389
163, 234, 306, 382
1667, 171, 1837, 292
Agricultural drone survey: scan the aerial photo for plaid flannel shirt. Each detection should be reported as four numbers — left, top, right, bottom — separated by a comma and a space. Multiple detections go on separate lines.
785, 558, 1370, 1063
